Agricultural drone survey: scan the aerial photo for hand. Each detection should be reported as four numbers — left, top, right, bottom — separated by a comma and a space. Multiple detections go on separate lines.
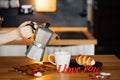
17, 21, 33, 38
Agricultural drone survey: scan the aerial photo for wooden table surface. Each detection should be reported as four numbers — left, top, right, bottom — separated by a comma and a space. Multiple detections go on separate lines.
0, 55, 120, 80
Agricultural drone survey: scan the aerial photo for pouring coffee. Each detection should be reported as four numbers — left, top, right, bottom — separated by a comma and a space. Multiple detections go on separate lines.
25, 22, 58, 62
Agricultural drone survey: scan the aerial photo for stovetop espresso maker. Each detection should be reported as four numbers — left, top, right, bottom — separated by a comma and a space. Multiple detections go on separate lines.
25, 22, 57, 62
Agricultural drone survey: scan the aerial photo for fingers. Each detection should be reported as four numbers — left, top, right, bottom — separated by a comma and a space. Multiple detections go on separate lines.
19, 26, 33, 38
19, 21, 31, 28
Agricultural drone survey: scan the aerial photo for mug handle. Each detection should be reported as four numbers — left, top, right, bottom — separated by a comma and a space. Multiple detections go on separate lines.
48, 54, 56, 65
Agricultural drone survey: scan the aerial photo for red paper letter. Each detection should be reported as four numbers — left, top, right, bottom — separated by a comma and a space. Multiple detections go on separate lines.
57, 65, 62, 72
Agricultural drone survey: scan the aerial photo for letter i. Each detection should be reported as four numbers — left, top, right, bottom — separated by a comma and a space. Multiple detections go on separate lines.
57, 65, 62, 72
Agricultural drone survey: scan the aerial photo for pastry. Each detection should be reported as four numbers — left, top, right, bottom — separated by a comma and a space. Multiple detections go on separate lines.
75, 55, 95, 66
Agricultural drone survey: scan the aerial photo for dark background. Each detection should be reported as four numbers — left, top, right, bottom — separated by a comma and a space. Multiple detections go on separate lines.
93, 0, 120, 58
0, 0, 120, 58
0, 0, 88, 27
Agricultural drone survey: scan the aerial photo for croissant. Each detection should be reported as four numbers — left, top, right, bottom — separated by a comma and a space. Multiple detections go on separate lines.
75, 55, 95, 66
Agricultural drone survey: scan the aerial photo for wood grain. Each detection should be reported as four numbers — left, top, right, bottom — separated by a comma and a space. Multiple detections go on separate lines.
0, 55, 120, 80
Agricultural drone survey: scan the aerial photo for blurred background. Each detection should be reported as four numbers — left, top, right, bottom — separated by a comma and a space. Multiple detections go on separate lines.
0, 0, 120, 58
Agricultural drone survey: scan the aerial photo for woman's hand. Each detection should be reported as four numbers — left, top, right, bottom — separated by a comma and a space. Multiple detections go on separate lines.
17, 21, 33, 38
0, 21, 34, 45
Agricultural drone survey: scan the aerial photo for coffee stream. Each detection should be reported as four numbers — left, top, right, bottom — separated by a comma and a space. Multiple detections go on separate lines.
55, 35, 62, 52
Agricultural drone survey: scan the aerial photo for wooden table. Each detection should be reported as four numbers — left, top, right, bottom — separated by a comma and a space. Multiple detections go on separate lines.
0, 55, 120, 80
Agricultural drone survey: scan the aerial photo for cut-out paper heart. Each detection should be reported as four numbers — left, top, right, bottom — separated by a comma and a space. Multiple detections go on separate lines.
32, 71, 42, 77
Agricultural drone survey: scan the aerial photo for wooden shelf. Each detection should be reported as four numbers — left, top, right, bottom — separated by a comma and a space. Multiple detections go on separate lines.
48, 27, 97, 45
0, 27, 97, 45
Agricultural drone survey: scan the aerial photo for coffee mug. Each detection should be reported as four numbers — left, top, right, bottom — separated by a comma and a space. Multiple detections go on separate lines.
20, 5, 34, 14
48, 51, 71, 72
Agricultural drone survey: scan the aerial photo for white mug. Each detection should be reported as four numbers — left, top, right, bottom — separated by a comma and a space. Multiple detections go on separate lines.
48, 51, 71, 72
